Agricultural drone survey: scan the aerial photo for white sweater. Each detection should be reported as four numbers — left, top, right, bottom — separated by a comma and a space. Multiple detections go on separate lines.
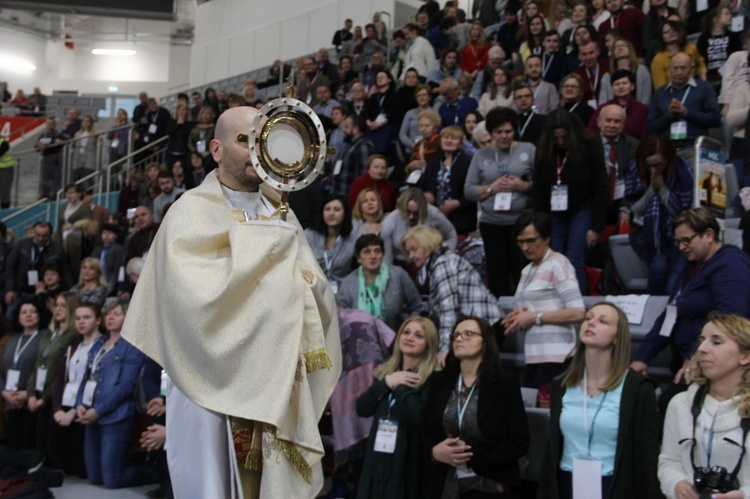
659, 383, 750, 498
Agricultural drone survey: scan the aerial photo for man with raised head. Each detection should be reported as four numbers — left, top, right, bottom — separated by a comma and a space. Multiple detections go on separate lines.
122, 107, 340, 498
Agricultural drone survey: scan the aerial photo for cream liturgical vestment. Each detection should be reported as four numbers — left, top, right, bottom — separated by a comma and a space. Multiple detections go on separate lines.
121, 170, 342, 498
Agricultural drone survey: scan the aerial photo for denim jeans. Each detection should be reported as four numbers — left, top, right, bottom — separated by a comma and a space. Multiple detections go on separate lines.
550, 210, 592, 295
84, 417, 156, 489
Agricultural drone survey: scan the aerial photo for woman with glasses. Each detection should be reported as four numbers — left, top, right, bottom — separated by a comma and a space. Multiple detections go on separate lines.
423, 315, 528, 498
624, 135, 693, 295
632, 208, 750, 390
659, 313, 750, 499
558, 74, 595, 127
502, 212, 585, 388
650, 20, 707, 89
538, 302, 660, 499
356, 316, 439, 498
400, 226, 501, 366
464, 107, 536, 298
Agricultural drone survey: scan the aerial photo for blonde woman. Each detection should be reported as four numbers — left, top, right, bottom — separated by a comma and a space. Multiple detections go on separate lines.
659, 313, 750, 499
538, 302, 660, 498
73, 115, 97, 181
70, 257, 108, 307
353, 188, 385, 237
356, 316, 439, 499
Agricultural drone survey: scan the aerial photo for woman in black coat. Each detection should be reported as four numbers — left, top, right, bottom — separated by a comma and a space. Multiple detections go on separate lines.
423, 315, 529, 498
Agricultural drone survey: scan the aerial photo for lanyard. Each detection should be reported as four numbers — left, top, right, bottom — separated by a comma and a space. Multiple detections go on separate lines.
89, 345, 109, 379
702, 408, 720, 467
386, 392, 396, 419
519, 113, 534, 138
41, 330, 62, 364
582, 369, 608, 457
542, 53, 555, 78
586, 65, 599, 94
556, 152, 569, 185
353, 103, 363, 116
675, 85, 691, 104
569, 101, 580, 112
323, 236, 341, 275
64, 345, 72, 384
13, 331, 38, 367
456, 374, 478, 435
366, 286, 382, 318
494, 146, 514, 176
377, 93, 386, 109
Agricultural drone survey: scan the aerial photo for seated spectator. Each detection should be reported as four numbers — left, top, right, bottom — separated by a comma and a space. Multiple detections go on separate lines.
338, 235, 422, 332
589, 70, 649, 140
152, 171, 185, 224
312, 85, 340, 119
364, 69, 398, 154
56, 184, 93, 244
355, 315, 438, 498
502, 212, 586, 388
242, 79, 266, 108
560, 25, 598, 79
631, 207, 750, 384
117, 169, 143, 217
420, 126, 476, 236
405, 110, 442, 178
697, 6, 743, 93
437, 78, 479, 129
647, 52, 721, 148
478, 67, 512, 116
170, 159, 193, 190
69, 257, 108, 308
188, 106, 217, 171
125, 206, 158, 262
519, 15, 546, 63
335, 56, 359, 102
460, 21, 489, 79
596, 0, 645, 57
540, 30, 565, 88
532, 109, 609, 294
352, 188, 386, 238
33, 264, 64, 312
471, 121, 492, 150
650, 20, 707, 89
659, 313, 750, 499
349, 154, 396, 215
401, 23, 437, 83
598, 38, 652, 106
26, 291, 80, 469
519, 54, 560, 115
423, 315, 528, 497
304, 195, 357, 288
188, 151, 207, 187
1, 298, 47, 451
92, 223, 126, 297
513, 84, 547, 144
75, 300, 156, 489
345, 82, 367, 119
558, 73, 595, 126
382, 188, 458, 265
538, 302, 660, 498
574, 41, 608, 107
400, 84, 433, 155
427, 48, 464, 91
560, 4, 590, 53
624, 135, 692, 295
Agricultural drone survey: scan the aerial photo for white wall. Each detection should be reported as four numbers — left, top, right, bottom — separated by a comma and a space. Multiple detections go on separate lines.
189, 0, 398, 87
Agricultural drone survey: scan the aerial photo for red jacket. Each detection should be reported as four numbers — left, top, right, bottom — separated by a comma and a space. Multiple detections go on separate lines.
597, 8, 645, 56
348, 172, 397, 213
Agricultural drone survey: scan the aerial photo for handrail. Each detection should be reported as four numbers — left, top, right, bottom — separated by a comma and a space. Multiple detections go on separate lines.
1, 197, 49, 223
104, 134, 170, 193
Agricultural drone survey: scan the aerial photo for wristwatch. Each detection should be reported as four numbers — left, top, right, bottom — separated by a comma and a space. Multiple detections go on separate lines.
535, 312, 543, 326
486, 185, 493, 194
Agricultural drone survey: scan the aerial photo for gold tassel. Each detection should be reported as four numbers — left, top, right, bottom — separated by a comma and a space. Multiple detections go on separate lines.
304, 348, 333, 373
245, 449, 263, 472
266, 426, 313, 484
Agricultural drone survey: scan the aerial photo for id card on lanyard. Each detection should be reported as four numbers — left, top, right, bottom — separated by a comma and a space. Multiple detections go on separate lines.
83, 347, 107, 407
5, 332, 39, 390
455, 374, 478, 478
572, 369, 607, 499
551, 153, 569, 211
670, 86, 691, 140
374, 393, 398, 453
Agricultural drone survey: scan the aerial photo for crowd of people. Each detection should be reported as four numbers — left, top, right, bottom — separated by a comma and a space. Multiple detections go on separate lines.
1, 0, 750, 497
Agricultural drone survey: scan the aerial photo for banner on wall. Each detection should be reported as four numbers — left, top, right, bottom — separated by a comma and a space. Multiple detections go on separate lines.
694, 137, 727, 219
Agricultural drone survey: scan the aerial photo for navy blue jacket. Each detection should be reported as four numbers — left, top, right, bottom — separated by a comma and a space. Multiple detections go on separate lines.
635, 244, 750, 365
647, 78, 721, 144
76, 336, 145, 425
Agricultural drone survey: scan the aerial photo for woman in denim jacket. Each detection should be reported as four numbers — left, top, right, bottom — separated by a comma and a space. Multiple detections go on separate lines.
75, 299, 155, 488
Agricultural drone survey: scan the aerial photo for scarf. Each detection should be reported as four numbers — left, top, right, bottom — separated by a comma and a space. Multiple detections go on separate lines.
356, 264, 389, 320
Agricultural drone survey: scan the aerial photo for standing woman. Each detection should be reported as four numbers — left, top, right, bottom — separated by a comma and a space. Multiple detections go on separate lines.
558, 74, 596, 128
659, 313, 750, 498
421, 126, 477, 237
423, 315, 529, 498
352, 188, 386, 238
26, 291, 80, 468
349, 154, 397, 214
405, 110, 443, 179
400, 85, 434, 154
107, 109, 130, 167
305, 195, 357, 289
1, 298, 46, 450
461, 22, 490, 79
166, 104, 192, 170
650, 20, 707, 89
465, 107, 536, 297
538, 302, 660, 499
519, 15, 546, 63
188, 106, 216, 172
696, 7, 742, 94
356, 316, 439, 499
70, 257, 109, 308
73, 115, 97, 181
75, 300, 155, 488
532, 109, 609, 294
478, 67, 513, 116
50, 302, 99, 478
427, 49, 464, 92
365, 69, 398, 154
502, 212, 585, 388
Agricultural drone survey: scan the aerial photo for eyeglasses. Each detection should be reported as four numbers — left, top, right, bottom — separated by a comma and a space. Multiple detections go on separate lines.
517, 236, 541, 246
674, 232, 703, 247
450, 330, 482, 341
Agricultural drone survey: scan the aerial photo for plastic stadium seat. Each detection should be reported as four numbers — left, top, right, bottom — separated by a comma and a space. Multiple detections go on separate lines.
609, 234, 648, 293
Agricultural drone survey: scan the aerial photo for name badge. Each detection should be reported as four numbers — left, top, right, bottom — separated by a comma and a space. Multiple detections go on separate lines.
111, 138, 119, 148
4, 369, 20, 391
659, 304, 678, 337
27, 270, 39, 286
670, 120, 687, 141
160, 371, 169, 397
62, 382, 78, 407
587, 99, 598, 109
373, 418, 398, 453
329, 279, 339, 296
148, 123, 158, 134
732, 15, 744, 32
573, 459, 603, 499
118, 266, 126, 283
35, 368, 47, 392
40, 137, 51, 145
697, 0, 708, 11
551, 185, 568, 211
493, 192, 512, 211
333, 159, 343, 176
406, 169, 423, 185
456, 464, 478, 479
82, 380, 97, 406
196, 140, 206, 153
613, 179, 625, 200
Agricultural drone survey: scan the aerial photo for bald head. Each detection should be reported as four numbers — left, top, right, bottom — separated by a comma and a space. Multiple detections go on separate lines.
669, 52, 693, 87
598, 104, 626, 140
211, 106, 263, 192
214, 106, 258, 143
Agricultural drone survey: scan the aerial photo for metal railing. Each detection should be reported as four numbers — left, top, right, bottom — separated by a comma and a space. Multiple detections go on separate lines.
0, 197, 51, 238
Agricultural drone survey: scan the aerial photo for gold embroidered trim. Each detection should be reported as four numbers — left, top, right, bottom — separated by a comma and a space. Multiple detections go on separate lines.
267, 426, 312, 484
304, 348, 332, 373
244, 449, 263, 472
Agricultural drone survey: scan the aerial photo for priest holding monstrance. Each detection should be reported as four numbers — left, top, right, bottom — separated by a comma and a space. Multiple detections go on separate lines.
122, 92, 341, 498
